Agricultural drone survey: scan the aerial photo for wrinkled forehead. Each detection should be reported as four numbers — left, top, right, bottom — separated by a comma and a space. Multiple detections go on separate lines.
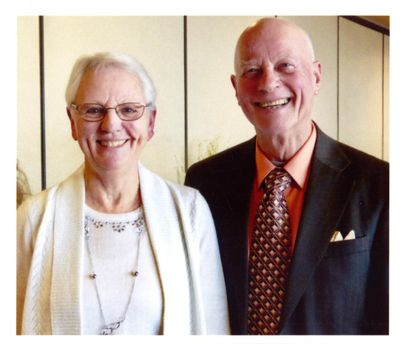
235, 21, 315, 70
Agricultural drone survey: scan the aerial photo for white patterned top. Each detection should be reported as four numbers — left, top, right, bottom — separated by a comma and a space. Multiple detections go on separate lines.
82, 205, 163, 335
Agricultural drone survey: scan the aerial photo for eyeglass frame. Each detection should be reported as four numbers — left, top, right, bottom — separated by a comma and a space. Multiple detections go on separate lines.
69, 102, 153, 122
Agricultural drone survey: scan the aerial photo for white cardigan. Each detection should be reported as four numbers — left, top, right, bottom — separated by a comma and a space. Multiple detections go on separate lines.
17, 164, 230, 335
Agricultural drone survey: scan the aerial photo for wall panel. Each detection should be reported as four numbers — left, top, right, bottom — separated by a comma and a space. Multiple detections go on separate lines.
17, 17, 41, 194
383, 35, 389, 161
339, 17, 383, 159
43, 16, 184, 187
186, 16, 262, 166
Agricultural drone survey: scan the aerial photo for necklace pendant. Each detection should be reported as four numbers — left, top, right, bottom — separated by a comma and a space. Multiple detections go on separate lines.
101, 327, 113, 335
101, 320, 123, 335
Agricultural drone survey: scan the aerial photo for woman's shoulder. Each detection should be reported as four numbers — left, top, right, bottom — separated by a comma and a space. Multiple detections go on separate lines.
17, 166, 84, 217
139, 164, 207, 210
166, 179, 202, 202
17, 184, 59, 219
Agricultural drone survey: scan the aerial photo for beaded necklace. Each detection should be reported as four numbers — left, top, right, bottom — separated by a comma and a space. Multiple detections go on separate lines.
84, 211, 144, 335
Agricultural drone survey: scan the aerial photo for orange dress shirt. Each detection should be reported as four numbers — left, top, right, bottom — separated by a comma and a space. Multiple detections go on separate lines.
248, 123, 317, 253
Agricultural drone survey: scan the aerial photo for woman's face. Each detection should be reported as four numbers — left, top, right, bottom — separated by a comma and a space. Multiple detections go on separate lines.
68, 67, 156, 175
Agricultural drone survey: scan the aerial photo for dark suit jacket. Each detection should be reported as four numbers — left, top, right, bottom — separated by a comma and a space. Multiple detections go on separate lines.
185, 126, 389, 335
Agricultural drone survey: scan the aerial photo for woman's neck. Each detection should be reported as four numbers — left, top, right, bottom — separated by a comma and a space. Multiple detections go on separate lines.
84, 164, 141, 214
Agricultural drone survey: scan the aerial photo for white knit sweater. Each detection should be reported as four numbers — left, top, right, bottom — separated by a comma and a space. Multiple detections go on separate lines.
17, 163, 230, 335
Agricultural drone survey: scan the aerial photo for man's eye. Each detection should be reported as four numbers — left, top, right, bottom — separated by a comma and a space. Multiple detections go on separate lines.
247, 68, 260, 73
279, 63, 295, 72
243, 68, 261, 77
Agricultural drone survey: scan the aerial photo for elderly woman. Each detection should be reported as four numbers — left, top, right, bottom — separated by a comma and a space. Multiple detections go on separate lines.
17, 52, 230, 335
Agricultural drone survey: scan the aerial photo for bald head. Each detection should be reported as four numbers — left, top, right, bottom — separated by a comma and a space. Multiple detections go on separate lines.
234, 18, 316, 75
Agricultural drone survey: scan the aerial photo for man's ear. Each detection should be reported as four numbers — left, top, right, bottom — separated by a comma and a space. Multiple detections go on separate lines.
147, 109, 157, 140
230, 74, 238, 97
313, 60, 322, 95
67, 107, 78, 141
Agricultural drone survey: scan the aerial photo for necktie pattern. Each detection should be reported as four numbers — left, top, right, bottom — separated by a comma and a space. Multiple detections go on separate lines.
248, 168, 292, 335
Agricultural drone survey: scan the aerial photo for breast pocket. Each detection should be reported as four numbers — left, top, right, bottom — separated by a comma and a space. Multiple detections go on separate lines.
324, 235, 369, 258
309, 235, 371, 331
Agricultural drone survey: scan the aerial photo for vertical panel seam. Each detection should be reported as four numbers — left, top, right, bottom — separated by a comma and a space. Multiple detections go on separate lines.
336, 16, 340, 141
39, 16, 47, 190
183, 15, 188, 172
381, 34, 385, 160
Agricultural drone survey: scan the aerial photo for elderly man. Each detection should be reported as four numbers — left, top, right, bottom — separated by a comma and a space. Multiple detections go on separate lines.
185, 18, 388, 335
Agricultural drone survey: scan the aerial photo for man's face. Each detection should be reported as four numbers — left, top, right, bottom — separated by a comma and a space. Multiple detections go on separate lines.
231, 21, 321, 138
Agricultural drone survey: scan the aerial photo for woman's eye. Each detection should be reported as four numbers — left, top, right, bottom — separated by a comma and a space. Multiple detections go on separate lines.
121, 107, 137, 114
86, 107, 103, 114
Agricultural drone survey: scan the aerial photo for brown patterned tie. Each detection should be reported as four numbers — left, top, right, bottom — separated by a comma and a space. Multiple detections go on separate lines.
248, 168, 292, 335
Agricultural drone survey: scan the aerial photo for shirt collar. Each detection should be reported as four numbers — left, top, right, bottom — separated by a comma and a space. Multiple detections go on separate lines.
255, 122, 317, 189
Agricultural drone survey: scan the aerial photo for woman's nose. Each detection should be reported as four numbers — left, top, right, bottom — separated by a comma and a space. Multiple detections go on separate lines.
100, 109, 123, 132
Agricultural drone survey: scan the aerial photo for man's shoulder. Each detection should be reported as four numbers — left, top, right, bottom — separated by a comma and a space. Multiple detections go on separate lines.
336, 140, 389, 177
185, 137, 256, 191
316, 127, 388, 179
187, 137, 256, 175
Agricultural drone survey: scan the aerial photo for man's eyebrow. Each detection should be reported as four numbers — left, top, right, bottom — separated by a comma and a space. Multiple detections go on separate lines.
239, 60, 260, 68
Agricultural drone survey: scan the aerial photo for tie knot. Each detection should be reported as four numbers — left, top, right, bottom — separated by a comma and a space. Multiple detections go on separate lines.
264, 168, 292, 193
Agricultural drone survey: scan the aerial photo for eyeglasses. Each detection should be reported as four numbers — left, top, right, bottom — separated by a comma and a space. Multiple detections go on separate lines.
69, 102, 152, 122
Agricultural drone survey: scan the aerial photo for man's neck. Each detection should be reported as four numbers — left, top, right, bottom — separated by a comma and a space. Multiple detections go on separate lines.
256, 122, 313, 162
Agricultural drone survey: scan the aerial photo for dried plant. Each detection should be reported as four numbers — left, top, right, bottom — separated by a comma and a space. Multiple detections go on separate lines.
175, 137, 220, 184
197, 137, 220, 161
17, 162, 31, 207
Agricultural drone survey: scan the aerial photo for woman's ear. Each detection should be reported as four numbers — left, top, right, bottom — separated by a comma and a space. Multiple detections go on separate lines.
67, 107, 79, 141
147, 109, 157, 140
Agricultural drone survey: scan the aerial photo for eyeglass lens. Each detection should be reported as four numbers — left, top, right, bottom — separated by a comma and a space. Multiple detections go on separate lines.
77, 103, 145, 121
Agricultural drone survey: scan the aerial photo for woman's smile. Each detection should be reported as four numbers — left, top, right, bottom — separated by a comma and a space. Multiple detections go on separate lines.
97, 139, 129, 148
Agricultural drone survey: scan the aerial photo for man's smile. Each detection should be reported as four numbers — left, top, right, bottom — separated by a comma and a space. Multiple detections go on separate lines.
97, 139, 129, 148
255, 97, 291, 109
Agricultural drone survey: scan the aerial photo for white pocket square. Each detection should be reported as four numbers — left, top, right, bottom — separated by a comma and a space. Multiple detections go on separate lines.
330, 229, 355, 242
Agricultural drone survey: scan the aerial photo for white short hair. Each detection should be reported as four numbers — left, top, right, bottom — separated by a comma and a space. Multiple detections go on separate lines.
65, 52, 156, 108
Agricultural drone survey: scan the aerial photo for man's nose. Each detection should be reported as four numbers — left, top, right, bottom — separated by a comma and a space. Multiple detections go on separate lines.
257, 70, 280, 93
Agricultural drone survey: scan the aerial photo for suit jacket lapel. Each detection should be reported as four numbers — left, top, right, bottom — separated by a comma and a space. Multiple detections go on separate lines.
280, 128, 355, 330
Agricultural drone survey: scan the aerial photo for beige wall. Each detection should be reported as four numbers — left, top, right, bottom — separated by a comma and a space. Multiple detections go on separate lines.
17, 16, 390, 194
187, 16, 262, 167
339, 17, 384, 158
384, 35, 390, 161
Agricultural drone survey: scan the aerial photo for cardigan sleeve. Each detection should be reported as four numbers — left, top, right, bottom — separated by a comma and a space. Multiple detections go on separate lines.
16, 198, 36, 334
16, 188, 56, 335
191, 191, 231, 334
